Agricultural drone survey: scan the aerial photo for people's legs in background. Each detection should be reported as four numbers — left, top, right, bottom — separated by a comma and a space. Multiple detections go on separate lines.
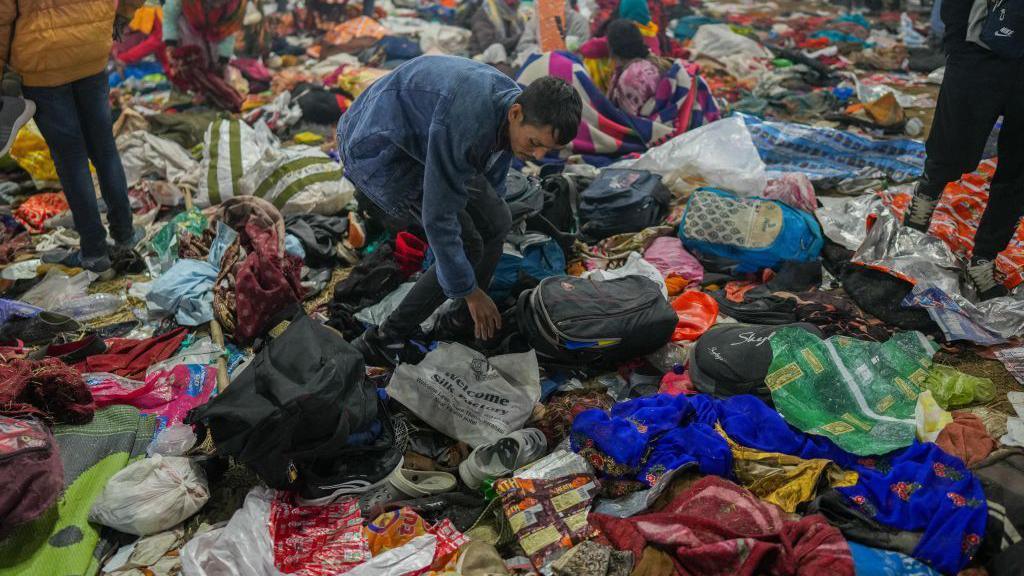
363, 0, 375, 17
23, 79, 113, 272
905, 52, 1005, 232
968, 61, 1024, 299
72, 72, 135, 247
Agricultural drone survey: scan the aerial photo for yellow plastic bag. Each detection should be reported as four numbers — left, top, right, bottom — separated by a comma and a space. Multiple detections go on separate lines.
915, 390, 953, 443
9, 121, 59, 187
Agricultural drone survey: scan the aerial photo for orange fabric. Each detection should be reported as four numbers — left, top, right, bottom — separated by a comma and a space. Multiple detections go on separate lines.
935, 412, 996, 467
671, 291, 718, 341
884, 159, 1024, 289
664, 274, 690, 296
724, 280, 759, 303
129, 5, 162, 35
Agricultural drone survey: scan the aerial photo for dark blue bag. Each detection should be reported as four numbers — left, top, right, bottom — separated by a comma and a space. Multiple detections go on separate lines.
378, 36, 423, 61
578, 169, 669, 240
982, 0, 1024, 58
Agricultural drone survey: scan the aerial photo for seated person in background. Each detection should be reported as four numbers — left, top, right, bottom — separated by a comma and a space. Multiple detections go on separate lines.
606, 19, 670, 117
468, 0, 525, 58
579, 0, 661, 91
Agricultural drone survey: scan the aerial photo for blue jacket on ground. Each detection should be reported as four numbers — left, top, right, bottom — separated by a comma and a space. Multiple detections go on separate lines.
337, 55, 522, 299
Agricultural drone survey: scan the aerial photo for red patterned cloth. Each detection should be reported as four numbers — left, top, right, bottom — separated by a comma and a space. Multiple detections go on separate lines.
13, 192, 68, 233
591, 476, 855, 576
270, 492, 369, 576
233, 222, 305, 345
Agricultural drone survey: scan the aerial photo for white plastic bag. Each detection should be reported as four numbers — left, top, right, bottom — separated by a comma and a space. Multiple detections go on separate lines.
625, 115, 767, 196
915, 390, 953, 443
418, 23, 471, 54
195, 119, 273, 207
387, 343, 541, 448
90, 455, 210, 536
583, 252, 668, 299
691, 24, 771, 59
180, 487, 284, 576
147, 423, 199, 457
20, 268, 97, 310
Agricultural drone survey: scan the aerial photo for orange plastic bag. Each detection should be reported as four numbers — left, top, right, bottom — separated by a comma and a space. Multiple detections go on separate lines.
671, 291, 718, 341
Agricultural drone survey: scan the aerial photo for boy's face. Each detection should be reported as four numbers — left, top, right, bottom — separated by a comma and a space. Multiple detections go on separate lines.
507, 104, 561, 162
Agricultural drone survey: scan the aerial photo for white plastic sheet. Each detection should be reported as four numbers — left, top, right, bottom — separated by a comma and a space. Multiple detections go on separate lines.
90, 455, 209, 536
180, 487, 283, 576
692, 24, 772, 59
624, 115, 767, 196
342, 535, 437, 576
20, 268, 97, 310
116, 131, 199, 189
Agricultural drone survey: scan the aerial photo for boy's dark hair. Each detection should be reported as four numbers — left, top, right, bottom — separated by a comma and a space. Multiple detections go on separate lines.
607, 19, 649, 61
516, 76, 582, 146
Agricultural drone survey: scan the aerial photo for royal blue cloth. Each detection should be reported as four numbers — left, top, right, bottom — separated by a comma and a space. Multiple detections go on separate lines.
838, 442, 987, 575
571, 394, 731, 485
337, 55, 521, 299
573, 393, 987, 575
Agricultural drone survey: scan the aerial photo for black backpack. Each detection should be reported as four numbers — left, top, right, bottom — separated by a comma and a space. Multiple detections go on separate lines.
515, 275, 677, 369
187, 310, 397, 495
578, 169, 670, 241
502, 170, 546, 227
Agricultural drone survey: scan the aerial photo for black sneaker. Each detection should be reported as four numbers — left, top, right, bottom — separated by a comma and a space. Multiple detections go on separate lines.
966, 258, 1009, 301
351, 325, 426, 368
904, 193, 939, 233
40, 249, 114, 280
296, 404, 404, 504
0, 311, 83, 346
0, 95, 35, 158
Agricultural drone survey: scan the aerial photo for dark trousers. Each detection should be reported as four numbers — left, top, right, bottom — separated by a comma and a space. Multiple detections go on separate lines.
356, 177, 512, 336
24, 72, 133, 260
920, 50, 1024, 260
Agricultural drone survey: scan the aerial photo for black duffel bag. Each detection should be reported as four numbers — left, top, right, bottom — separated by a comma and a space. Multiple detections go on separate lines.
515, 275, 677, 369
187, 309, 398, 497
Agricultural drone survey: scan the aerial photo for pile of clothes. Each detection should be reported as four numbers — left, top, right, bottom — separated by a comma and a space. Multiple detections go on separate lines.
2, 0, 1024, 576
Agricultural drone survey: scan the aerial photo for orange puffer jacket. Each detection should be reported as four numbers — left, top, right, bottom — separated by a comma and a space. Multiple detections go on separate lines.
0, 0, 144, 87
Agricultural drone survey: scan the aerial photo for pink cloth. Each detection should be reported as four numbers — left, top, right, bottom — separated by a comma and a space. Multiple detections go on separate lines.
644, 236, 704, 285
609, 59, 662, 117
762, 173, 818, 214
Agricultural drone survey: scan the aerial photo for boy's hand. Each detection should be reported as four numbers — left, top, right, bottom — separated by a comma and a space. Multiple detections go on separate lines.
465, 288, 501, 341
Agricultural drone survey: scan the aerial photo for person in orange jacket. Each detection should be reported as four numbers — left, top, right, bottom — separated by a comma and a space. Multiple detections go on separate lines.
0, 0, 145, 277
